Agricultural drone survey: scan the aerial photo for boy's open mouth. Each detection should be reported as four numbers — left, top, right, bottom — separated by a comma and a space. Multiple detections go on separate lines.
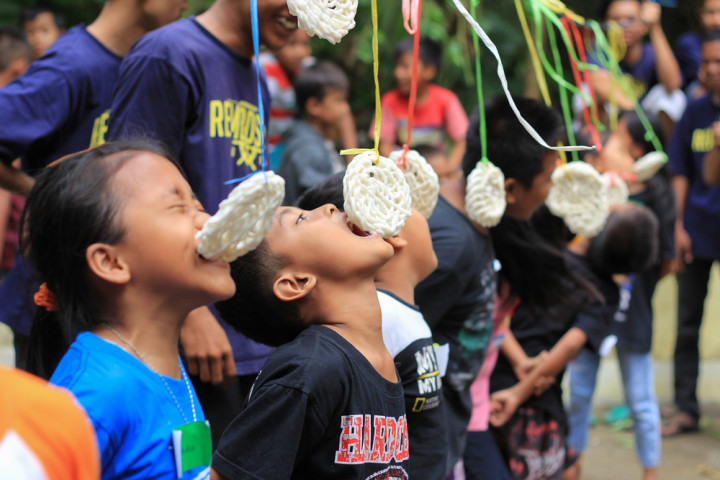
348, 221, 370, 238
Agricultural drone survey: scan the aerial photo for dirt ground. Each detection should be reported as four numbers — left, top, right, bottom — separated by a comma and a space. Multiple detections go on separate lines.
581, 404, 720, 480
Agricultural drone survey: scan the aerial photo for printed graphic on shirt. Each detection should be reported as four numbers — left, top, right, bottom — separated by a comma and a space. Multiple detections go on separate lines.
413, 344, 442, 406
691, 126, 715, 153
395, 120, 444, 148
208, 99, 263, 171
90, 109, 111, 147
334, 414, 410, 465
623, 74, 647, 99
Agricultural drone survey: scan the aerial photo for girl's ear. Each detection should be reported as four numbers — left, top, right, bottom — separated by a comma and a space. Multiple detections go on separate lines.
273, 272, 317, 302
86, 243, 131, 285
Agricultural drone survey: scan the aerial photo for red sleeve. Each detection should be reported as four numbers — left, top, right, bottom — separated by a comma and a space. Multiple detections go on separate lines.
443, 90, 469, 141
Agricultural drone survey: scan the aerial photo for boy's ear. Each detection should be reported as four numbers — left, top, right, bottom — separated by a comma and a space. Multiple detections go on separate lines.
305, 96, 322, 118
504, 178, 518, 206
86, 243, 131, 285
385, 234, 408, 250
273, 272, 318, 302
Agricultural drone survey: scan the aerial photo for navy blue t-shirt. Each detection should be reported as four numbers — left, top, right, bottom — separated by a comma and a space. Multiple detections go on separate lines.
668, 94, 720, 260
415, 195, 496, 467
108, 17, 273, 373
0, 25, 121, 336
0, 25, 121, 170
675, 32, 702, 88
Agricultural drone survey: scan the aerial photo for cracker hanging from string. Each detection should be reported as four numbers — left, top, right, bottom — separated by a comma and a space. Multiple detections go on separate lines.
197, 172, 285, 262
465, 161, 507, 228
390, 150, 438, 219
603, 171, 629, 207
546, 161, 609, 237
287, 0, 358, 44
633, 151, 667, 182
343, 151, 412, 238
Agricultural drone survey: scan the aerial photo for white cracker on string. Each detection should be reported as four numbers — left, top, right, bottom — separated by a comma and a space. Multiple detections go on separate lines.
633, 151, 667, 182
287, 0, 358, 45
389, 149, 439, 219
343, 151, 412, 238
603, 171, 630, 207
465, 161, 507, 228
196, 172, 285, 262
546, 162, 609, 238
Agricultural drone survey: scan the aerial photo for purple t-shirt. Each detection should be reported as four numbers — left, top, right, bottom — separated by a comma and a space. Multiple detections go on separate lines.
589, 42, 657, 99
675, 31, 702, 88
0, 26, 121, 336
108, 17, 273, 373
668, 94, 720, 260
0, 25, 120, 170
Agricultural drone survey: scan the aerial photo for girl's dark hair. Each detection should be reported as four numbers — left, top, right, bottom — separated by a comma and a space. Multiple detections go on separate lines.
620, 110, 665, 152
215, 241, 304, 347
491, 209, 601, 312
22, 140, 175, 378
597, 0, 640, 20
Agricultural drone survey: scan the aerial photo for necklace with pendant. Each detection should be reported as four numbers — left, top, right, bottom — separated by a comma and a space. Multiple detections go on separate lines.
102, 323, 197, 424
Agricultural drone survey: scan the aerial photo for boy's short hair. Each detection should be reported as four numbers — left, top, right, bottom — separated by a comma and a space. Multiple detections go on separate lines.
463, 95, 564, 187
0, 26, 31, 71
294, 61, 349, 116
215, 241, 304, 347
296, 171, 345, 210
394, 35, 442, 69
703, 28, 720, 45
597, 0, 640, 20
587, 205, 659, 275
18, 4, 66, 30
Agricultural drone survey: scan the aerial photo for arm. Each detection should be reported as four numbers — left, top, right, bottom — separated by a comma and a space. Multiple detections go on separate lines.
642, 2, 682, 92
181, 307, 236, 386
0, 189, 10, 260
0, 162, 34, 197
489, 328, 587, 427
702, 122, 720, 185
671, 175, 692, 271
447, 139, 466, 174
337, 110, 358, 164
588, 70, 636, 111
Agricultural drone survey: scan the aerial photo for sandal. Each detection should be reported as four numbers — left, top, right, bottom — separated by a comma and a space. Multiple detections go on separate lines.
661, 412, 699, 437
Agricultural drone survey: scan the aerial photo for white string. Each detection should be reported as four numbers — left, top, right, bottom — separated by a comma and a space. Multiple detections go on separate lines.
451, 0, 595, 153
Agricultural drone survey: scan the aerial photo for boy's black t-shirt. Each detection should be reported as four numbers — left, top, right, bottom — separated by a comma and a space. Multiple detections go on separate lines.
490, 252, 619, 426
377, 289, 447, 480
415, 195, 496, 466
212, 325, 410, 480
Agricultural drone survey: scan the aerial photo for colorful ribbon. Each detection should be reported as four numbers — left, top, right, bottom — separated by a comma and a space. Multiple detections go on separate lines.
398, 0, 423, 170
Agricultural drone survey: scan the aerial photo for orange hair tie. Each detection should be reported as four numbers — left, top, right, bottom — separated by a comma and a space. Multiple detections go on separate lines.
34, 283, 58, 312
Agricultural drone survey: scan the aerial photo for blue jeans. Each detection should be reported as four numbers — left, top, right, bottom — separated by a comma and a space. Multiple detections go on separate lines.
566, 347, 660, 468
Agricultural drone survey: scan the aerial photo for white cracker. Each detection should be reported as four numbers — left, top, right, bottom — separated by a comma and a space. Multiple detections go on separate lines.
287, 0, 358, 45
343, 151, 412, 238
546, 162, 609, 237
603, 171, 629, 207
633, 151, 667, 182
196, 172, 285, 262
390, 149, 439, 219
465, 161, 507, 228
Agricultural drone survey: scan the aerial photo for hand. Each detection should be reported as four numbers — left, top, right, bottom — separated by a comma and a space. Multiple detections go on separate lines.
181, 306, 236, 387
513, 351, 547, 380
673, 223, 693, 273
531, 370, 555, 397
713, 122, 720, 149
640, 1, 661, 28
489, 389, 521, 427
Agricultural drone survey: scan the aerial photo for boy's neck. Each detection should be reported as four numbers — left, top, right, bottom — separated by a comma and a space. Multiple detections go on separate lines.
197, 1, 253, 58
312, 278, 398, 382
87, 3, 157, 57
622, 41, 643, 66
375, 259, 419, 305
305, 116, 335, 140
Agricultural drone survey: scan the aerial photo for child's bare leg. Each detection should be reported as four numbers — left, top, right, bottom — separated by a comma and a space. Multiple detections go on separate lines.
643, 466, 657, 480
563, 456, 581, 480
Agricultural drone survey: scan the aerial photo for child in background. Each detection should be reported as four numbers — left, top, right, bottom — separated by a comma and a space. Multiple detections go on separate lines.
297, 172, 447, 480
417, 94, 561, 476
259, 29, 357, 171
278, 62, 350, 206
415, 143, 463, 184
17, 4, 65, 59
489, 205, 659, 480
372, 36, 469, 172
24, 141, 236, 479
567, 112, 674, 480
675, 0, 720, 96
212, 204, 408, 479
0, 366, 100, 479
